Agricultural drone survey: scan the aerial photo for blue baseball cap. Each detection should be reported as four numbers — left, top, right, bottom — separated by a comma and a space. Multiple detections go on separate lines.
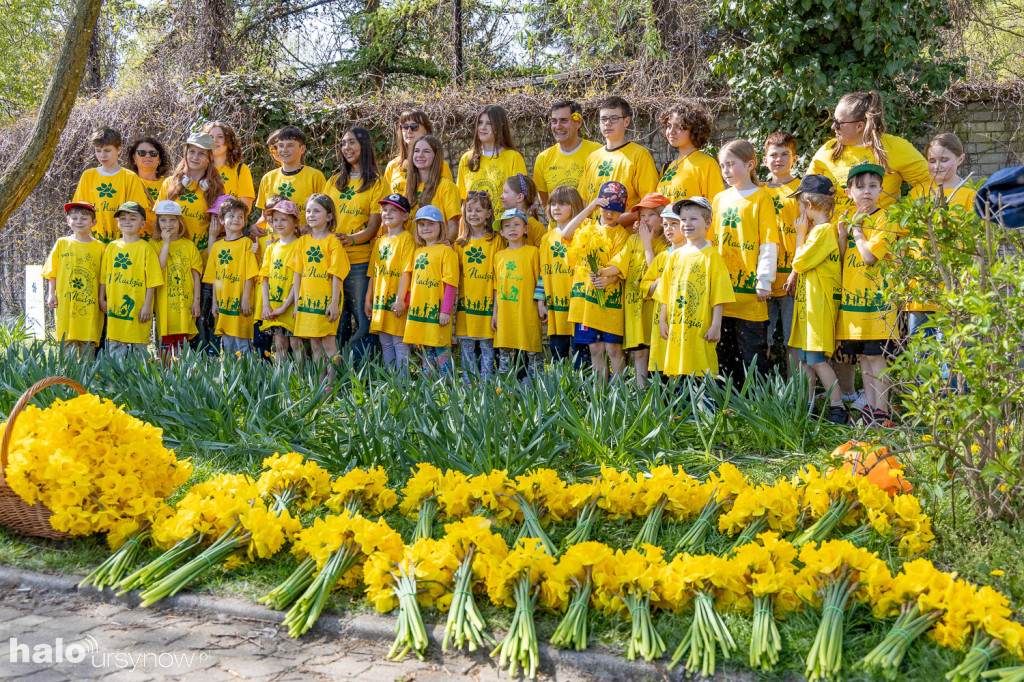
493, 208, 529, 232
413, 205, 444, 223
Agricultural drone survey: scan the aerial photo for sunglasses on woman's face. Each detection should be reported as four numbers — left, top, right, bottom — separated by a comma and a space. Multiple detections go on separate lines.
400, 123, 421, 131
135, 150, 159, 157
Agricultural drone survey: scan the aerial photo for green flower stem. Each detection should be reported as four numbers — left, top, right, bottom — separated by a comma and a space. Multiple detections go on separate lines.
412, 497, 438, 542
621, 589, 666, 662
492, 575, 540, 678
947, 632, 1003, 682
283, 543, 362, 638
748, 595, 782, 671
443, 548, 494, 652
805, 573, 858, 682
139, 524, 249, 607
730, 516, 768, 552
116, 533, 201, 595
259, 557, 317, 610
860, 601, 941, 675
550, 573, 593, 651
387, 564, 429, 661
793, 495, 859, 547
674, 497, 725, 555
514, 494, 557, 556
633, 497, 668, 549
80, 529, 150, 591
562, 497, 600, 547
670, 592, 736, 676
982, 665, 1024, 682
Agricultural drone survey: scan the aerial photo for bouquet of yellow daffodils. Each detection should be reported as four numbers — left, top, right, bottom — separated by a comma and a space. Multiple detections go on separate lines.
567, 221, 613, 309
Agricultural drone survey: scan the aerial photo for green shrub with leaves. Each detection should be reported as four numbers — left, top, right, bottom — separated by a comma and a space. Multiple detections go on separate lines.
711, 0, 966, 152
887, 195, 1024, 522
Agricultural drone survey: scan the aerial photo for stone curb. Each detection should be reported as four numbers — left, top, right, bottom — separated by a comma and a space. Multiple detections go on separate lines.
0, 565, 746, 682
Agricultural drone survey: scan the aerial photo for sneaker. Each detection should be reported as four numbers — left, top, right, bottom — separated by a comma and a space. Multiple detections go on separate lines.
827, 405, 851, 425
849, 390, 868, 412
872, 408, 898, 428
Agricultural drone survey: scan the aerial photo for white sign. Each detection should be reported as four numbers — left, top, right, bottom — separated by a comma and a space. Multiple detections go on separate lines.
25, 265, 45, 340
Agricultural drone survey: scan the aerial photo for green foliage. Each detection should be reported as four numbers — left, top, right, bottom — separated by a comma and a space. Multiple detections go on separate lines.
886, 195, 1024, 522
711, 0, 967, 153
0, 0, 64, 122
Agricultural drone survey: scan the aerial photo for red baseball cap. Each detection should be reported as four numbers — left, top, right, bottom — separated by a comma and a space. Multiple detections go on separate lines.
64, 202, 95, 213
631, 192, 671, 213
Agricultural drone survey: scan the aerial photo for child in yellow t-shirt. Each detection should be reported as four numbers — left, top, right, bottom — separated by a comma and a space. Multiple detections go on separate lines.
203, 198, 260, 355
152, 200, 202, 358
100, 202, 164, 356
456, 105, 528, 202
499, 173, 547, 248
836, 163, 900, 427
491, 209, 545, 379
455, 191, 501, 381
365, 194, 416, 374
656, 101, 726, 203
641, 204, 682, 373
656, 197, 735, 377
600, 192, 671, 387
402, 206, 460, 377
73, 128, 151, 243
763, 132, 801, 376
43, 202, 105, 354
405, 135, 462, 242
564, 181, 632, 384
255, 126, 327, 233
288, 194, 351, 375
711, 140, 782, 380
260, 201, 304, 363
538, 186, 590, 366
787, 176, 847, 424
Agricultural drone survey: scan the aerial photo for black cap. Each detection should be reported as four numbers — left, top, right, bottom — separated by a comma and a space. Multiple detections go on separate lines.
378, 193, 411, 213
787, 174, 835, 198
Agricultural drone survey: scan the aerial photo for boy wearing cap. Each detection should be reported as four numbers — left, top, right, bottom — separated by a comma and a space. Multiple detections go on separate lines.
597, 192, 672, 386
151, 200, 203, 356
640, 203, 683, 373
73, 127, 151, 243
563, 181, 632, 383
203, 197, 260, 354
99, 202, 164, 356
491, 208, 546, 378
43, 202, 105, 353
578, 96, 659, 222
656, 197, 735, 377
366, 194, 417, 373
255, 126, 326, 231
787, 175, 847, 424
763, 132, 802, 376
836, 162, 899, 426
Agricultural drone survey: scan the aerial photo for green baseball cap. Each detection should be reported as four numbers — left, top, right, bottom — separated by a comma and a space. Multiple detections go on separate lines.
847, 162, 885, 183
114, 201, 147, 218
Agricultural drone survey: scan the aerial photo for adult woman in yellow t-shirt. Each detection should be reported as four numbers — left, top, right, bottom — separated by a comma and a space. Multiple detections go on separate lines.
126, 137, 170, 208
203, 121, 256, 211
383, 109, 454, 194
324, 125, 386, 362
456, 105, 527, 202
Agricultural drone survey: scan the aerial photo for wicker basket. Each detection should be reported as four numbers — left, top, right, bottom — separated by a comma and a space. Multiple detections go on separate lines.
0, 376, 88, 540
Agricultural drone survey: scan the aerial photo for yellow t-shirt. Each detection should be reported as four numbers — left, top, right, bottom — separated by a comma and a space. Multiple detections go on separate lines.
657, 151, 727, 204
904, 183, 978, 312
538, 228, 575, 336
73, 168, 152, 243
709, 187, 781, 322
218, 162, 256, 201
455, 235, 503, 339
607, 233, 668, 349
578, 143, 660, 210
789, 223, 841, 354
808, 134, 930, 217
256, 166, 328, 225
641, 249, 673, 372
525, 217, 548, 249
287, 234, 352, 338
408, 179, 463, 232
456, 149, 528, 201
403, 244, 459, 348
837, 210, 898, 341
369, 231, 417, 337
324, 174, 386, 265
103, 239, 164, 344
768, 179, 801, 297
139, 176, 164, 207
566, 221, 631, 336
202, 237, 260, 339
532, 140, 602, 195
157, 180, 212, 254
654, 244, 736, 376
42, 237, 105, 344
258, 238, 301, 332
152, 239, 202, 339
492, 246, 543, 353
383, 157, 454, 195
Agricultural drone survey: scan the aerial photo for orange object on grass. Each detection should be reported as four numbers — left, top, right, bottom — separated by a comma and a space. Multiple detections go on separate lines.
832, 440, 913, 497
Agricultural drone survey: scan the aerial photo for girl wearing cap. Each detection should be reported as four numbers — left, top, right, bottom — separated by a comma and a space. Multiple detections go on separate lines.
457, 105, 527, 204
499, 173, 547, 248
366, 194, 417, 373
403, 206, 459, 376
491, 208, 546, 378
383, 110, 454, 195
405, 135, 461, 242
157, 132, 226, 256
454, 190, 500, 381
324, 126, 386, 362
656, 101, 726, 204
126, 137, 171, 206
151, 200, 202, 358
259, 199, 304, 363
203, 121, 256, 210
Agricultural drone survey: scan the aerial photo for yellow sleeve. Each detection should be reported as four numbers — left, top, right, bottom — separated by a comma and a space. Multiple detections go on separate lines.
286, 237, 306, 274
442, 247, 460, 287
259, 244, 274, 278
442, 181, 462, 222
42, 241, 59, 279
72, 171, 91, 205
640, 252, 666, 298
866, 224, 896, 260
808, 143, 835, 180
255, 173, 272, 212
202, 251, 217, 284
704, 160, 727, 201
330, 241, 351, 280
189, 243, 203, 274
442, 161, 454, 182
369, 179, 385, 215
708, 253, 736, 307
237, 164, 256, 200
635, 149, 660, 198
579, 158, 597, 202
532, 148, 550, 194
156, 177, 169, 202
606, 239, 634, 276
792, 226, 837, 273
654, 263, 672, 306
145, 246, 165, 288
885, 135, 931, 194
127, 173, 151, 209
508, 151, 527, 180
457, 152, 471, 199
759, 193, 781, 245
243, 244, 260, 282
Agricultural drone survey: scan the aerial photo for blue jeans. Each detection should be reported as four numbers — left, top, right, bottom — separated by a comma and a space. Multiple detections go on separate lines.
549, 334, 591, 369
337, 261, 374, 362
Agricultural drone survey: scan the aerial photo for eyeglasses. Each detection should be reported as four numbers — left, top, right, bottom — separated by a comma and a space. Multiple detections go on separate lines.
400, 123, 421, 131
831, 118, 864, 129
599, 116, 625, 125
135, 150, 159, 157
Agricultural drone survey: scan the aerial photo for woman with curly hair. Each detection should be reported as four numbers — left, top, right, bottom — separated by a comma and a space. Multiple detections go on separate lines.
656, 100, 726, 203
202, 121, 255, 210
126, 137, 171, 206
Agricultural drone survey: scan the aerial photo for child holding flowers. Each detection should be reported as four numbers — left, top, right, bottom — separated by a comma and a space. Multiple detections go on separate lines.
538, 186, 587, 364
44, 202, 104, 353
499, 173, 547, 247
455, 190, 501, 381
491, 208, 546, 379
657, 198, 735, 378
259, 200, 303, 362
366, 194, 416, 373
202, 197, 259, 354
151, 200, 202, 357
565, 181, 631, 383
402, 206, 459, 376
288, 194, 351, 368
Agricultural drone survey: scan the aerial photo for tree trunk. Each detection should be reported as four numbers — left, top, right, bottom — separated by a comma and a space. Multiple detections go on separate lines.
451, 0, 464, 84
0, 0, 105, 232
83, 25, 103, 93
653, 0, 680, 53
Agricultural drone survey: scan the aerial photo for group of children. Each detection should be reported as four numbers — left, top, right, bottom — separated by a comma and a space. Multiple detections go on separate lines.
44, 94, 976, 422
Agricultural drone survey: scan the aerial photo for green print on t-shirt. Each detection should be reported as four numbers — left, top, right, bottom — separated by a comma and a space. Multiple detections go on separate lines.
338, 185, 356, 200
414, 254, 428, 270
218, 249, 233, 265
721, 207, 741, 231
306, 246, 324, 263
276, 182, 295, 198
97, 183, 116, 198
407, 302, 441, 324
146, 186, 159, 202
660, 163, 678, 184
109, 295, 136, 321
181, 189, 198, 204
378, 244, 394, 262
113, 253, 132, 270
298, 294, 331, 315
550, 242, 567, 259
466, 246, 486, 264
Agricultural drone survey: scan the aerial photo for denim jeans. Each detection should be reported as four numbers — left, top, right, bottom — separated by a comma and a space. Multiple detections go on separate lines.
192, 283, 221, 355
337, 261, 374, 362
549, 334, 592, 369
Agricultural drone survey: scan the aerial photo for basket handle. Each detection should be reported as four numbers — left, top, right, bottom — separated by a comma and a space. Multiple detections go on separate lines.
1, 376, 87, 477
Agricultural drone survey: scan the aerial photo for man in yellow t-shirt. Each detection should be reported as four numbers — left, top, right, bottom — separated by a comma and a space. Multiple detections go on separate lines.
533, 100, 601, 213
73, 127, 152, 243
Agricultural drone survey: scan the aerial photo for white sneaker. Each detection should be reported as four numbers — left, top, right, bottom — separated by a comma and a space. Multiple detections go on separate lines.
850, 390, 868, 412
